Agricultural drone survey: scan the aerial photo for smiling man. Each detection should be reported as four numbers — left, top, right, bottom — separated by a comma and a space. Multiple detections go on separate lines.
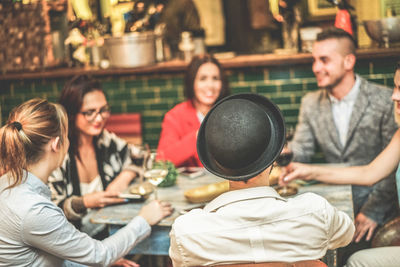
288, 27, 399, 264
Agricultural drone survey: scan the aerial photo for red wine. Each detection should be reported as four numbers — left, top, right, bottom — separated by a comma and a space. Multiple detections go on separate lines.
276, 152, 293, 166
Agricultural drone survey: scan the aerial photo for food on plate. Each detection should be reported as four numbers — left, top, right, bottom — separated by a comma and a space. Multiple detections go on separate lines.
184, 181, 229, 203
130, 181, 154, 198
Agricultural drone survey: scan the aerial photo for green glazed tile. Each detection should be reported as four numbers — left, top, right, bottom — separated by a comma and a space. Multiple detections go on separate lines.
269, 68, 290, 80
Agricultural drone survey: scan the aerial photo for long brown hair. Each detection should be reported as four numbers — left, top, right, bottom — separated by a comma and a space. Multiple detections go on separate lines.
184, 54, 230, 103
0, 98, 68, 189
58, 75, 103, 160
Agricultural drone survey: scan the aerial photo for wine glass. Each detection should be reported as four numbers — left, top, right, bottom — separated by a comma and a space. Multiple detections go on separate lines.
143, 150, 168, 200
276, 125, 294, 167
129, 144, 149, 183
275, 125, 295, 194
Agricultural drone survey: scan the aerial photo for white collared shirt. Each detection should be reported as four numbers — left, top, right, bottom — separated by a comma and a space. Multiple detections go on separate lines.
169, 186, 354, 267
329, 76, 361, 146
0, 171, 150, 267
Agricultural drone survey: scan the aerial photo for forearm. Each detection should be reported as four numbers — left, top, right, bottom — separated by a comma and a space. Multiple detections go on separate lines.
308, 165, 373, 185
25, 205, 150, 266
308, 152, 398, 186
360, 173, 398, 224
106, 170, 137, 193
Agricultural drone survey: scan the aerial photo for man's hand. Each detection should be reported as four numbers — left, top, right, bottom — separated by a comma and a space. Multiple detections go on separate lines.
353, 213, 377, 243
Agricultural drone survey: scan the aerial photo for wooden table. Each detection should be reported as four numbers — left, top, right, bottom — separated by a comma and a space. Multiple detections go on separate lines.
89, 173, 354, 262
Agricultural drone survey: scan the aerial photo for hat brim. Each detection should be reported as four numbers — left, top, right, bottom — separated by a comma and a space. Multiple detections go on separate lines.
197, 93, 286, 181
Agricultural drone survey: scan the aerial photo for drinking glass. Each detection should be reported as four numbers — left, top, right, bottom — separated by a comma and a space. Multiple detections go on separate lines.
275, 125, 295, 194
129, 144, 149, 183
143, 150, 168, 200
276, 125, 294, 167
276, 151, 293, 167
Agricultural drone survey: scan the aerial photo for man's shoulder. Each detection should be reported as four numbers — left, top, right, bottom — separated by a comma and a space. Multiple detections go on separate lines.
291, 192, 328, 205
288, 192, 332, 213
172, 209, 208, 231
360, 78, 393, 99
301, 90, 326, 104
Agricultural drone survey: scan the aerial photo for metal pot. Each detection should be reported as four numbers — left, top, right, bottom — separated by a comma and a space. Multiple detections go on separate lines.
363, 18, 400, 48
104, 32, 156, 68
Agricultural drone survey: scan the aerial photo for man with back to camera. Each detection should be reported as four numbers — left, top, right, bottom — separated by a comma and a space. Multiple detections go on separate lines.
169, 93, 354, 266
287, 27, 399, 261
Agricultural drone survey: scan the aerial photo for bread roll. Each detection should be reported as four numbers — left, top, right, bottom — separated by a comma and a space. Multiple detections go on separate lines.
184, 181, 229, 203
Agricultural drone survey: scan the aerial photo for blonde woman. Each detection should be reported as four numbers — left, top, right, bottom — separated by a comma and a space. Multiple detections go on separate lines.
0, 98, 172, 267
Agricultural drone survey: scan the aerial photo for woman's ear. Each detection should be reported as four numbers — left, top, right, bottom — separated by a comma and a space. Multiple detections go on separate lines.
51, 137, 61, 152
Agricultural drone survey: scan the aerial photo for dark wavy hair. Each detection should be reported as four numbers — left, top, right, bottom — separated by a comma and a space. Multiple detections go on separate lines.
184, 54, 230, 103
58, 75, 104, 160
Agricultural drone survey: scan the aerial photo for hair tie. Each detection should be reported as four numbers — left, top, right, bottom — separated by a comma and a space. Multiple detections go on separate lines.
11, 121, 22, 131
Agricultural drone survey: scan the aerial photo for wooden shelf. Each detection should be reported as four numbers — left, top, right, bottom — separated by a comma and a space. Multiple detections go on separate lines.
1, 48, 400, 81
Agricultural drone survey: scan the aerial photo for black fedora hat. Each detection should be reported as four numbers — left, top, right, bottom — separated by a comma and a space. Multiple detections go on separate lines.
197, 93, 285, 181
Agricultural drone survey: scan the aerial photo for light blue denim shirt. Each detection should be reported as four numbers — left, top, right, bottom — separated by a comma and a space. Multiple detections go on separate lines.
0, 171, 150, 267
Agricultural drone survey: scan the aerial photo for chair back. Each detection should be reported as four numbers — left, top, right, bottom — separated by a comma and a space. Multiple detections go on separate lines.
211, 260, 328, 267
105, 113, 142, 145
372, 216, 400, 248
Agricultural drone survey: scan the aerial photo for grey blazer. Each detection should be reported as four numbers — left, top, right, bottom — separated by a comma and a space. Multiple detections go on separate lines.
290, 75, 399, 224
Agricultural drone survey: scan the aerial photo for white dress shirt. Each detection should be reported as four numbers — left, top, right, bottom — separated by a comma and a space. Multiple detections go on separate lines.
169, 186, 354, 267
0, 171, 151, 267
329, 76, 361, 146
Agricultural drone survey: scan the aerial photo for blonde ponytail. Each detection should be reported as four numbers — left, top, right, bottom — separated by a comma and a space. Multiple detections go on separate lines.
0, 98, 68, 188
0, 123, 27, 187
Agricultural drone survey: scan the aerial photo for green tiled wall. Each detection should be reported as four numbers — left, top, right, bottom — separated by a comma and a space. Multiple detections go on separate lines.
0, 58, 397, 154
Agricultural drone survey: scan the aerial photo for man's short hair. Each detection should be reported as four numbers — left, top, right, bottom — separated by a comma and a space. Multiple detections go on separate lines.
396, 61, 400, 70
316, 27, 356, 55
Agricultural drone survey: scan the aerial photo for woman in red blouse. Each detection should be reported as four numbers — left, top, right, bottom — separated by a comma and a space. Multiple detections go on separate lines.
157, 54, 230, 167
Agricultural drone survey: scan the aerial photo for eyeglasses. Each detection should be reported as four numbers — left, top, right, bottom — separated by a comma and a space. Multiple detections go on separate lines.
80, 106, 111, 122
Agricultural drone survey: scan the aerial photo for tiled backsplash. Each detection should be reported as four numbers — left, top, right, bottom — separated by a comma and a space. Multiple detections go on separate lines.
0, 57, 397, 161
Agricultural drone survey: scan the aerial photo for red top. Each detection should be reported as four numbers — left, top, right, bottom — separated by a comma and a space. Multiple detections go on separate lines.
157, 100, 203, 167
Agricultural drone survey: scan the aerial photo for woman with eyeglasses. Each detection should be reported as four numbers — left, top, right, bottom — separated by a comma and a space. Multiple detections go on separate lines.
49, 75, 148, 266
0, 98, 172, 266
